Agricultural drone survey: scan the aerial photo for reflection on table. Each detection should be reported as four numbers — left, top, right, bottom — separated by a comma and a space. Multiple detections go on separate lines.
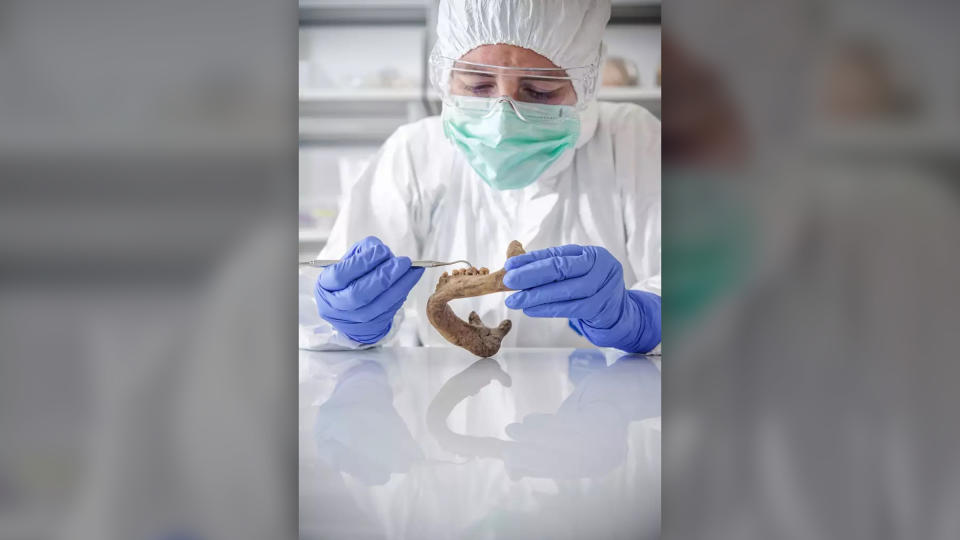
299, 347, 660, 540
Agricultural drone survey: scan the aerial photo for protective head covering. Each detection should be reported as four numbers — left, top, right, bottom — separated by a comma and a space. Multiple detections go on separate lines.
433, 0, 612, 105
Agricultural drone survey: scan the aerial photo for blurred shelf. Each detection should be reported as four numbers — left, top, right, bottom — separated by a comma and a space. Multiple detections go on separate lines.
300, 115, 413, 144
298, 1, 660, 26
806, 122, 960, 158
298, 87, 661, 143
610, 2, 662, 24
299, 87, 659, 104
599, 87, 661, 116
299, 227, 331, 243
598, 86, 660, 102
300, 88, 435, 102
299, 89, 433, 143
299, 1, 428, 26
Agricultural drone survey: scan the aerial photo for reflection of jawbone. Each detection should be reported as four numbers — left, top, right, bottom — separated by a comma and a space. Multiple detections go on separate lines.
340, 357, 527, 540
426, 358, 516, 459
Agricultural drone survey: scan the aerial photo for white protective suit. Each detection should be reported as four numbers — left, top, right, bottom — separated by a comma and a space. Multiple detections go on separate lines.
299, 0, 660, 350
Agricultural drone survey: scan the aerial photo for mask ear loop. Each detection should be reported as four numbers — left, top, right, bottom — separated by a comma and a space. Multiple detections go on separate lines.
482, 95, 529, 122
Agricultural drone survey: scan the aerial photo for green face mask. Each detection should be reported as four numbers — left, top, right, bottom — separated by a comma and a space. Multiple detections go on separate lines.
442, 96, 580, 190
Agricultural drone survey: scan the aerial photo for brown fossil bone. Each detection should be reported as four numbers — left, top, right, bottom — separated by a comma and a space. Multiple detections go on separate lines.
426, 241, 525, 357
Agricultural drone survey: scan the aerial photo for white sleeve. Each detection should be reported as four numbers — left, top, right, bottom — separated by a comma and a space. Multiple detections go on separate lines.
298, 126, 426, 351
619, 106, 661, 296
620, 106, 661, 353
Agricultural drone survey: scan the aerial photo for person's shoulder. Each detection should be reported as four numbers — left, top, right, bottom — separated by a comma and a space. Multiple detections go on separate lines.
377, 116, 450, 184
591, 102, 659, 193
370, 116, 446, 172
594, 101, 660, 159
389, 115, 445, 147
596, 101, 660, 135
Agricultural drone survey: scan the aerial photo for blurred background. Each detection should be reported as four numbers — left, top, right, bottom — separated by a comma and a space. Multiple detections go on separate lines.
297, 0, 662, 258
0, 0, 296, 538
4, 0, 960, 538
663, 1, 960, 538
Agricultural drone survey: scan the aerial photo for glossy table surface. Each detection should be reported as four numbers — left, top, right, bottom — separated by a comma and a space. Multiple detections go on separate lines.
299, 347, 661, 540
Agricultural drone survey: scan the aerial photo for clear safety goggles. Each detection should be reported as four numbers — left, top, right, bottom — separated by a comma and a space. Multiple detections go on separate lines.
445, 94, 579, 124
429, 49, 599, 109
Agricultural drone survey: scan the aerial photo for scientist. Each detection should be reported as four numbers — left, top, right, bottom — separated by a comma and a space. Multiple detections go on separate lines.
300, 0, 660, 354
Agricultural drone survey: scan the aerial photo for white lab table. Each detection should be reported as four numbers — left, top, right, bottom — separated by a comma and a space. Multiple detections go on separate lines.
299, 347, 661, 540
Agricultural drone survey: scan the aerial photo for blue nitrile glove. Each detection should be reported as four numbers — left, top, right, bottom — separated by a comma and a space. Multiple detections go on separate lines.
503, 245, 660, 353
315, 236, 424, 344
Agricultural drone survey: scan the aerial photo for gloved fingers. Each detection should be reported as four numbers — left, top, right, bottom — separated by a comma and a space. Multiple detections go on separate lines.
321, 256, 413, 310
330, 308, 398, 343
580, 277, 629, 327
347, 267, 423, 322
505, 270, 606, 309
392, 265, 425, 296
521, 263, 625, 322
521, 277, 622, 322
520, 293, 605, 320
321, 303, 397, 330
521, 301, 580, 319
317, 266, 422, 323
318, 295, 406, 324
318, 236, 392, 291
504, 244, 584, 271
316, 265, 423, 344
503, 248, 595, 290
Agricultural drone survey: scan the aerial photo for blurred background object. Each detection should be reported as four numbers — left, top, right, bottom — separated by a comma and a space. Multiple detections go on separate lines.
663, 1, 960, 538
0, 0, 296, 538
602, 56, 641, 86
297, 0, 663, 259
818, 38, 917, 121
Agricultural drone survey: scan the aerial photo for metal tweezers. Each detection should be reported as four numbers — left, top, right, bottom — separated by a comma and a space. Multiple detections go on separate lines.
299, 259, 471, 268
